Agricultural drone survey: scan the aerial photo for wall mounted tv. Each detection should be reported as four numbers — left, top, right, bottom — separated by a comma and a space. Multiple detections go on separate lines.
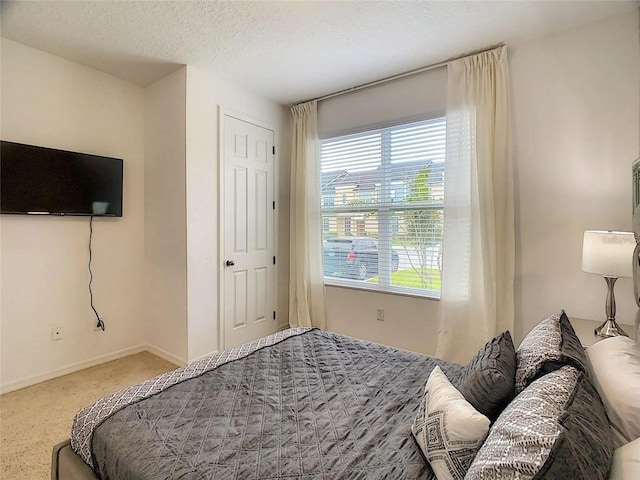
1, 141, 123, 217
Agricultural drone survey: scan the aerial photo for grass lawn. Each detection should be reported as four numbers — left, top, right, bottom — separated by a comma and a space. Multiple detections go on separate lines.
368, 268, 441, 290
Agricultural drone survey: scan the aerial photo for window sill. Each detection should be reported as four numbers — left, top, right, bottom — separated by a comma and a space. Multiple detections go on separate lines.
324, 278, 441, 300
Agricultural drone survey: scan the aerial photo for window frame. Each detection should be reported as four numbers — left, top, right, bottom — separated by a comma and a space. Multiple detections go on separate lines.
320, 116, 445, 299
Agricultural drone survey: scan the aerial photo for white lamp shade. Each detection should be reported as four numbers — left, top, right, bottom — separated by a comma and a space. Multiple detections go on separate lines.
582, 230, 636, 278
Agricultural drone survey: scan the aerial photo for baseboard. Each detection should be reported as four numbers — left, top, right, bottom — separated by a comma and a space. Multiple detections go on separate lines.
143, 344, 187, 366
185, 349, 220, 364
0, 343, 191, 395
0, 344, 147, 395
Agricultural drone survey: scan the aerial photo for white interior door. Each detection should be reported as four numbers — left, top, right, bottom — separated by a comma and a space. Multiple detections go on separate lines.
222, 115, 276, 349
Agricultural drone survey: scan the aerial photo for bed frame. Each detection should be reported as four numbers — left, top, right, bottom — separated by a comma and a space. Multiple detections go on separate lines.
51, 439, 98, 480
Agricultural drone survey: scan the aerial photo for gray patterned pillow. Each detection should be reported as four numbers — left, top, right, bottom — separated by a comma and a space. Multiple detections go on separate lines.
466, 366, 613, 480
455, 331, 516, 421
515, 311, 588, 393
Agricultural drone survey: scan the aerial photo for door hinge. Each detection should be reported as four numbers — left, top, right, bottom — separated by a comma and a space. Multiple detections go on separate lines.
273, 311, 276, 320
272, 201, 275, 210
272, 146, 275, 155
273, 256, 276, 265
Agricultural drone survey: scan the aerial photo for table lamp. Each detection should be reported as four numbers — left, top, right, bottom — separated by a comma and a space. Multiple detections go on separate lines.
582, 230, 636, 338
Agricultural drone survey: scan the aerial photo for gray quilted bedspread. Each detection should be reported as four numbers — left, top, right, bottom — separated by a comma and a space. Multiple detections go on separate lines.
90, 329, 462, 479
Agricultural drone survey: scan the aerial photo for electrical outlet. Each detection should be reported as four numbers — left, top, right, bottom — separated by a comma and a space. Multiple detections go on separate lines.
52, 327, 63, 340
376, 308, 384, 321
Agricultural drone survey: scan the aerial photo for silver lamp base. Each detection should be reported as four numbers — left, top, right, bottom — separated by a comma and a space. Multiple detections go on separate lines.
594, 319, 628, 338
594, 276, 629, 339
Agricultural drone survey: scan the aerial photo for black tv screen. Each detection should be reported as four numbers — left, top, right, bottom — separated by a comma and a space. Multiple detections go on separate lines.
1, 141, 123, 217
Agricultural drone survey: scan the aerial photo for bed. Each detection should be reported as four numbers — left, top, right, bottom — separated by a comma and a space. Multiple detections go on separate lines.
52, 316, 640, 480
53, 327, 459, 480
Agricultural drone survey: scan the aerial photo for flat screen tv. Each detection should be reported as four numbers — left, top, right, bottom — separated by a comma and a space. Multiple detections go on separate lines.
1, 141, 123, 217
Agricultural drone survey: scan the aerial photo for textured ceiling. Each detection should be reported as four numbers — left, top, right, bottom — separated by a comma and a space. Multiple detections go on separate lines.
1, 1, 637, 105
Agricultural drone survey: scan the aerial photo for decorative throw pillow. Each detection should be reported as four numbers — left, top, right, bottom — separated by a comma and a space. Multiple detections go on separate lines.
411, 366, 490, 480
515, 311, 588, 393
466, 366, 613, 480
587, 335, 640, 447
454, 331, 516, 421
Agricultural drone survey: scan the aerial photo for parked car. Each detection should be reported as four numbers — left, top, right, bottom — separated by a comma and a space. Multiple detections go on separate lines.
323, 236, 399, 280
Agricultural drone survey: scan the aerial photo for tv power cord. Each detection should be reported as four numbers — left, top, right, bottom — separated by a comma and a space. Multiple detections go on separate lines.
89, 215, 105, 331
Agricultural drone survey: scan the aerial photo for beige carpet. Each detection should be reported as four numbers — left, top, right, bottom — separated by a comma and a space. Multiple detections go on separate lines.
1, 352, 177, 480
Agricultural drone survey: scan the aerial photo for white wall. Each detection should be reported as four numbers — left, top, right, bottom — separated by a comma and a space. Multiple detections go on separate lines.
0, 44, 289, 390
278, 107, 293, 331
511, 11, 640, 341
144, 68, 188, 364
184, 66, 290, 359
184, 67, 218, 361
144, 66, 290, 363
318, 67, 447, 138
0, 39, 147, 391
326, 288, 441, 354
319, 65, 448, 355
323, 11, 640, 354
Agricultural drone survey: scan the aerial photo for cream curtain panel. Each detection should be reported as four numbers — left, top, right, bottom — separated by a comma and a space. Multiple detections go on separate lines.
436, 46, 515, 364
288, 101, 326, 329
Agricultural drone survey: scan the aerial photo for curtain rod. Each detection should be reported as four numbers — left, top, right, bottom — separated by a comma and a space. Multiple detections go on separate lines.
298, 42, 505, 106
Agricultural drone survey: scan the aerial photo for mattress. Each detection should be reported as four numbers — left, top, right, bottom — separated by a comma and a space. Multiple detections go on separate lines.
69, 328, 462, 479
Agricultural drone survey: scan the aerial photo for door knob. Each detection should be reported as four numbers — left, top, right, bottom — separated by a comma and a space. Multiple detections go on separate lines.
226, 260, 235, 266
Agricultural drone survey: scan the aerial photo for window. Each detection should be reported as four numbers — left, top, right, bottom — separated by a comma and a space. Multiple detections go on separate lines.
320, 117, 445, 297
323, 196, 334, 207
360, 190, 373, 204
391, 216, 399, 233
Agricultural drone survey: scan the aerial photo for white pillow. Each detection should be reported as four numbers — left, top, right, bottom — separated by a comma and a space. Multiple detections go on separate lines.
586, 336, 640, 447
609, 436, 640, 480
411, 366, 490, 480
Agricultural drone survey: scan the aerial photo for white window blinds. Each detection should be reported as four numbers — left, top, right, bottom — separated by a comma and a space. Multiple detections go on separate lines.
320, 117, 446, 297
